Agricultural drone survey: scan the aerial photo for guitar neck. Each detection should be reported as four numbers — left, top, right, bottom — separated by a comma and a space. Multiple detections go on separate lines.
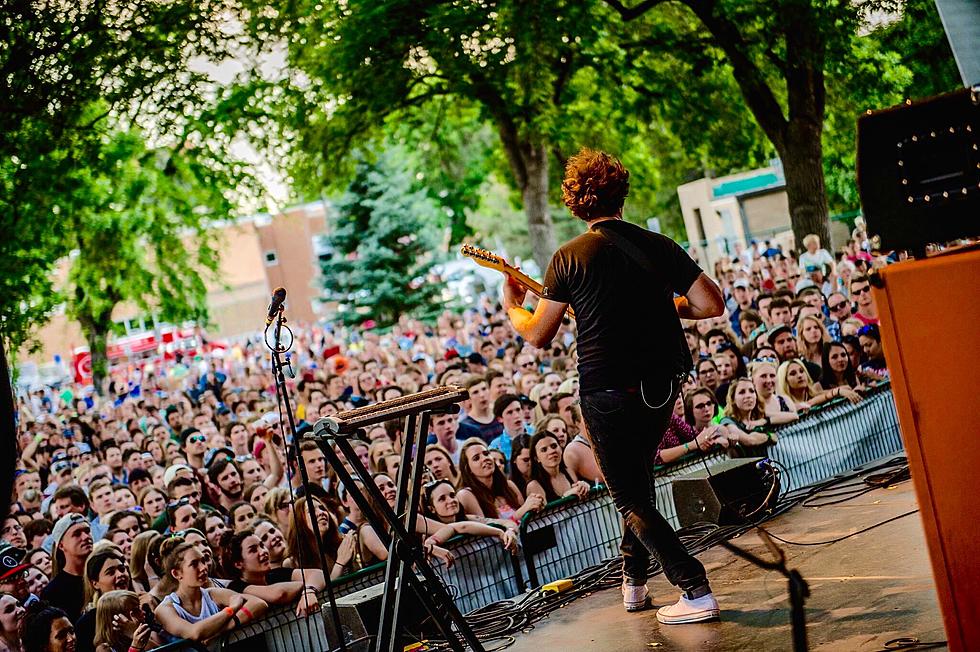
503, 266, 576, 320
506, 268, 546, 298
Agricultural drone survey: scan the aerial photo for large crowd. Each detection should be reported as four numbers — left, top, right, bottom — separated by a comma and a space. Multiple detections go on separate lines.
3, 225, 891, 652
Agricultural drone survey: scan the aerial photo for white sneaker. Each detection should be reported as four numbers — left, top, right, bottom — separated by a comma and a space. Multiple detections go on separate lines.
656, 593, 720, 624
621, 580, 650, 612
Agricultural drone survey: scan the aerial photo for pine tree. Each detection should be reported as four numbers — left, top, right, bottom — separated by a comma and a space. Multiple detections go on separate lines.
321, 153, 442, 327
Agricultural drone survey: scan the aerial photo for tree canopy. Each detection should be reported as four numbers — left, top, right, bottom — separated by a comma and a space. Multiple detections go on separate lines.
0, 0, 245, 356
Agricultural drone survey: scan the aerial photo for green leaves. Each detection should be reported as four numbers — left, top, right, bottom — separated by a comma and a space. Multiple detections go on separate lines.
0, 0, 243, 356
58, 122, 236, 388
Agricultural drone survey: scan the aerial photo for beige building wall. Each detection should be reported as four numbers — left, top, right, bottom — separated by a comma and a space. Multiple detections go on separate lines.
678, 165, 793, 270
255, 202, 328, 325
741, 193, 791, 234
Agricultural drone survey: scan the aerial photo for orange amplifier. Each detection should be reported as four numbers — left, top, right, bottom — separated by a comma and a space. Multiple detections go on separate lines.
873, 246, 980, 652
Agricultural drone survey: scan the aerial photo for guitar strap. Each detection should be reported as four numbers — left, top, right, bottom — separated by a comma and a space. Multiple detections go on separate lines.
589, 221, 658, 277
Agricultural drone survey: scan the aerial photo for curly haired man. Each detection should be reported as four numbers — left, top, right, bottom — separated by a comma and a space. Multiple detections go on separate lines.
502, 148, 726, 624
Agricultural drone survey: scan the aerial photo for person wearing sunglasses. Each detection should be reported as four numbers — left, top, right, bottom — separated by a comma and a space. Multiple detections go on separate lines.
664, 388, 728, 465
179, 429, 208, 471
166, 499, 198, 534
848, 275, 879, 326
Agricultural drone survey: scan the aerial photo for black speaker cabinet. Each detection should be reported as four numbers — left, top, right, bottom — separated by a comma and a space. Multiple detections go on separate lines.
322, 580, 433, 650
671, 457, 776, 528
857, 88, 980, 256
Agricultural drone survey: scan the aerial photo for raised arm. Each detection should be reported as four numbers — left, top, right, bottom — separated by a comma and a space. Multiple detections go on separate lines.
263, 438, 285, 488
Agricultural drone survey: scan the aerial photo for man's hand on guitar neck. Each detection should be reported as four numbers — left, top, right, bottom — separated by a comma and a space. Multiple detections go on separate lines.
502, 275, 527, 311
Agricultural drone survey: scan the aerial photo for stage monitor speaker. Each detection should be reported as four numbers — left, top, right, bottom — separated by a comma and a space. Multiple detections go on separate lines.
671, 457, 777, 529
322, 580, 433, 651
856, 87, 980, 256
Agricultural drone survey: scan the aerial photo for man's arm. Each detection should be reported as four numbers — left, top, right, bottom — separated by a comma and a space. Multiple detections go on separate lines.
676, 273, 725, 320
502, 277, 567, 349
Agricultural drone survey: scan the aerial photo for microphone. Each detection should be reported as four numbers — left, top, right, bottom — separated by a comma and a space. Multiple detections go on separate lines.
266, 287, 287, 325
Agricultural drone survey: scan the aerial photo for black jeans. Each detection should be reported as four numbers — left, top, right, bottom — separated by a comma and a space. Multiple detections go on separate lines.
580, 382, 710, 597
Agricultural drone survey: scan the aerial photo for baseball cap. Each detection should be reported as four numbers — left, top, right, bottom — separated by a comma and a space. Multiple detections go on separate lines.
733, 278, 751, 290
51, 513, 89, 554
51, 460, 76, 475
203, 447, 235, 468
0, 543, 30, 581
518, 394, 537, 407
75, 442, 92, 454
216, 406, 231, 417
466, 352, 485, 365
768, 325, 793, 342
163, 464, 194, 487
804, 264, 821, 274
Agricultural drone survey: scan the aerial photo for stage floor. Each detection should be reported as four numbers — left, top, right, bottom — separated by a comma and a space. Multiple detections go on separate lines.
507, 480, 945, 652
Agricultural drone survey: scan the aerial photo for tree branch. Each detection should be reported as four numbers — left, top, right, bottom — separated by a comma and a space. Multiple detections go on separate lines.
604, 0, 671, 20
683, 0, 789, 153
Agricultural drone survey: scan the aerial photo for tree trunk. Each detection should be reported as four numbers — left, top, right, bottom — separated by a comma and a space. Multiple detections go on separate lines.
780, 119, 831, 251
520, 141, 558, 271
77, 312, 111, 397
491, 110, 558, 271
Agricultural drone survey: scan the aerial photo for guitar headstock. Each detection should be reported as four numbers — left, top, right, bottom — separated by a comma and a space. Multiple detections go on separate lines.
460, 244, 508, 271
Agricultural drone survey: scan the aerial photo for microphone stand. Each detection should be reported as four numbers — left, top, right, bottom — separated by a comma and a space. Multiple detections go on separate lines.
266, 307, 348, 651
720, 529, 809, 652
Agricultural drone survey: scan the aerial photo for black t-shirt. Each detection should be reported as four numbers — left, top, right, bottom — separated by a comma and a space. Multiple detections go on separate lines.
227, 567, 295, 594
41, 571, 84, 623
542, 220, 703, 393
75, 609, 96, 652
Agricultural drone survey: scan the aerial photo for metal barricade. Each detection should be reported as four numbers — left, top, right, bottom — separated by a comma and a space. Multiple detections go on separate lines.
223, 600, 331, 652
765, 384, 902, 490
332, 563, 387, 599
518, 487, 622, 588
432, 533, 525, 614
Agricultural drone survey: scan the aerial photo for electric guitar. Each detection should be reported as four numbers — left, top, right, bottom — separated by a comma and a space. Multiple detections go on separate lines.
460, 244, 689, 318
460, 244, 576, 319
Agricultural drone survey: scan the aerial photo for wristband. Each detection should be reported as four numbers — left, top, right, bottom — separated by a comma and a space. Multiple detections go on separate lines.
223, 607, 235, 618
128, 647, 141, 652
240, 606, 253, 621
683, 442, 690, 453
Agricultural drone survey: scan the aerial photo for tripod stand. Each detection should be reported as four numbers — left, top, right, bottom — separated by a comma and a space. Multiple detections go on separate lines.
308, 386, 485, 652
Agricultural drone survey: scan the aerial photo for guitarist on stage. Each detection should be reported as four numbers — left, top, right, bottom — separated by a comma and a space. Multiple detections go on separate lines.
501, 148, 726, 624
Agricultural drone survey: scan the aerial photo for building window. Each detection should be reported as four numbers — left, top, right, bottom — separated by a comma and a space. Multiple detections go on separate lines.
693, 208, 706, 242
264, 250, 278, 266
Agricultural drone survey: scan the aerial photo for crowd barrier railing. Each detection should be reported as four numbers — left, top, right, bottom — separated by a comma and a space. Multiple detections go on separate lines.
430, 529, 526, 614
151, 385, 903, 649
